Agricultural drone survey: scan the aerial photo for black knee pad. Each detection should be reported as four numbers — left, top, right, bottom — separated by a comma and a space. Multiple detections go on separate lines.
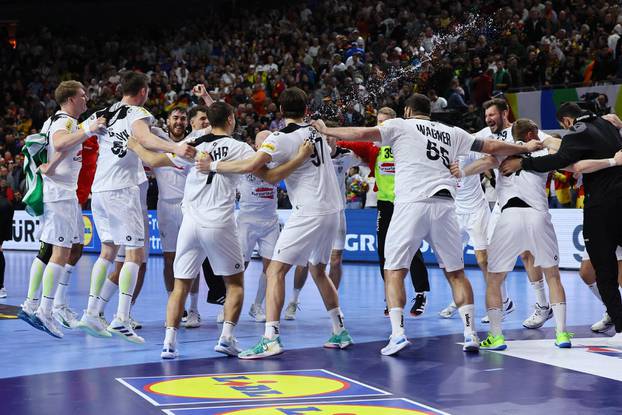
36, 242, 53, 264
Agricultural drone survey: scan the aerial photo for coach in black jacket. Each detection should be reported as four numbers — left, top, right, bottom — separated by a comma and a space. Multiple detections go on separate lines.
500, 103, 622, 342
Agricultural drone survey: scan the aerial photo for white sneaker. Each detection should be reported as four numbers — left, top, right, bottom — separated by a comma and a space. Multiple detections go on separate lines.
284, 301, 299, 320
439, 302, 457, 319
129, 316, 142, 330
18, 300, 40, 329
0, 287, 7, 298
463, 334, 480, 352
183, 310, 201, 328
216, 310, 224, 324
214, 336, 242, 356
34, 309, 64, 338
482, 298, 516, 323
522, 304, 553, 329
53, 305, 80, 329
107, 316, 145, 344
380, 334, 411, 356
249, 304, 266, 322
77, 310, 112, 338
98, 312, 109, 328
161, 342, 179, 359
609, 332, 622, 347
591, 313, 614, 333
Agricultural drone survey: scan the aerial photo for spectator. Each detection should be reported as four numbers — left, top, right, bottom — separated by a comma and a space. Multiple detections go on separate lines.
447, 79, 469, 112
345, 166, 369, 209
428, 89, 447, 112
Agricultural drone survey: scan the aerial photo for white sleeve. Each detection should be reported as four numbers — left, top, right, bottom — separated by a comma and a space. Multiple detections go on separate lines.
129, 106, 155, 132
150, 126, 170, 140
258, 133, 289, 164
454, 126, 476, 157
229, 141, 256, 160
49, 116, 77, 138
378, 118, 401, 146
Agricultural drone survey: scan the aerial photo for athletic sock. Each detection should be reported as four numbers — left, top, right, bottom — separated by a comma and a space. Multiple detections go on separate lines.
500, 282, 509, 304
189, 292, 199, 313
389, 307, 405, 337
291, 288, 301, 303
221, 321, 236, 338
96, 278, 118, 314
53, 264, 74, 308
458, 304, 476, 336
117, 262, 140, 321
39, 262, 64, 314
264, 321, 280, 339
86, 258, 112, 314
164, 327, 177, 346
27, 257, 46, 302
530, 279, 549, 308
328, 307, 345, 334
551, 302, 567, 333
488, 308, 503, 337
254, 272, 267, 306
587, 282, 603, 302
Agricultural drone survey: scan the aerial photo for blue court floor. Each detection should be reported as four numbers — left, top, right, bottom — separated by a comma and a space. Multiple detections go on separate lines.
1, 251, 621, 414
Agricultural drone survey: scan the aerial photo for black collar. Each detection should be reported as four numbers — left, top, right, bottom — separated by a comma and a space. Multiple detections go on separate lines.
280, 123, 310, 134
190, 133, 230, 147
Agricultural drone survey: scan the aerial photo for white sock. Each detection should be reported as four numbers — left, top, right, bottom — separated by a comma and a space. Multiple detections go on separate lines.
500, 282, 509, 304
164, 326, 177, 346
551, 302, 567, 333
87, 258, 112, 314
488, 308, 503, 336
264, 321, 280, 339
291, 288, 301, 303
255, 273, 267, 306
389, 307, 405, 337
531, 279, 549, 308
328, 307, 345, 334
588, 282, 603, 302
221, 321, 236, 338
39, 262, 64, 313
117, 262, 140, 321
96, 278, 118, 314
458, 304, 476, 336
189, 292, 198, 313
53, 264, 74, 308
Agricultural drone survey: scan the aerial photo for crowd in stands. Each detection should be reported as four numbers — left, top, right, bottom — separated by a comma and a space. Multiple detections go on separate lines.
1, 0, 621, 209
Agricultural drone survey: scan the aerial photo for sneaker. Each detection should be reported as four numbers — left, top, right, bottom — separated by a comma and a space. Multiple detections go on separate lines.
129, 316, 142, 330
216, 310, 224, 324
463, 334, 480, 352
284, 301, 299, 320
249, 304, 266, 323
324, 329, 354, 349
33, 309, 64, 339
482, 298, 516, 323
380, 334, 410, 356
522, 304, 553, 329
53, 305, 80, 329
479, 333, 507, 350
18, 300, 42, 330
0, 287, 7, 298
181, 310, 188, 323
591, 313, 614, 333
107, 316, 145, 344
214, 336, 242, 356
183, 310, 201, 328
555, 331, 573, 348
161, 343, 179, 360
98, 312, 109, 328
439, 302, 457, 319
410, 293, 426, 317
238, 336, 284, 359
77, 311, 112, 338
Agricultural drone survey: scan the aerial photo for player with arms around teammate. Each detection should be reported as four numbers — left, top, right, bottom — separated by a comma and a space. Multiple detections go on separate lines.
200, 88, 353, 359
19, 80, 107, 338
76, 71, 195, 343
313, 93, 542, 356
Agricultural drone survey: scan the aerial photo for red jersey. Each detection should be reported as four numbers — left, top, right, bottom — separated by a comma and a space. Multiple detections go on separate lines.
76, 136, 99, 206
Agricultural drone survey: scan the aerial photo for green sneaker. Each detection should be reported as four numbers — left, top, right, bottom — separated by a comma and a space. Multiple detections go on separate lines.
480, 333, 507, 350
324, 330, 354, 349
238, 336, 283, 360
555, 331, 573, 348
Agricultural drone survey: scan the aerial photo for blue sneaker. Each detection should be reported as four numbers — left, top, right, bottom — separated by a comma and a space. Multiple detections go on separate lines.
238, 336, 283, 360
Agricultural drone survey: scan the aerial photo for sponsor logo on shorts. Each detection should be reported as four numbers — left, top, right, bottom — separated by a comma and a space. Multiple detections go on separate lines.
126, 236, 132, 241
58, 236, 64, 242
554, 255, 559, 261
235, 263, 241, 269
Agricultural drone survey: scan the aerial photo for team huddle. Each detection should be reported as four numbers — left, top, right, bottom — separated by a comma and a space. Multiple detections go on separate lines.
16, 71, 622, 359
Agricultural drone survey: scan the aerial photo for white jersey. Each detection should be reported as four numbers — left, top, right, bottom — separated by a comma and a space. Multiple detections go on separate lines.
455, 151, 486, 214
332, 147, 357, 205
88, 102, 152, 192
493, 128, 549, 212
169, 134, 255, 227
41, 111, 81, 202
258, 123, 343, 216
378, 118, 475, 204
238, 173, 278, 220
151, 126, 188, 202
